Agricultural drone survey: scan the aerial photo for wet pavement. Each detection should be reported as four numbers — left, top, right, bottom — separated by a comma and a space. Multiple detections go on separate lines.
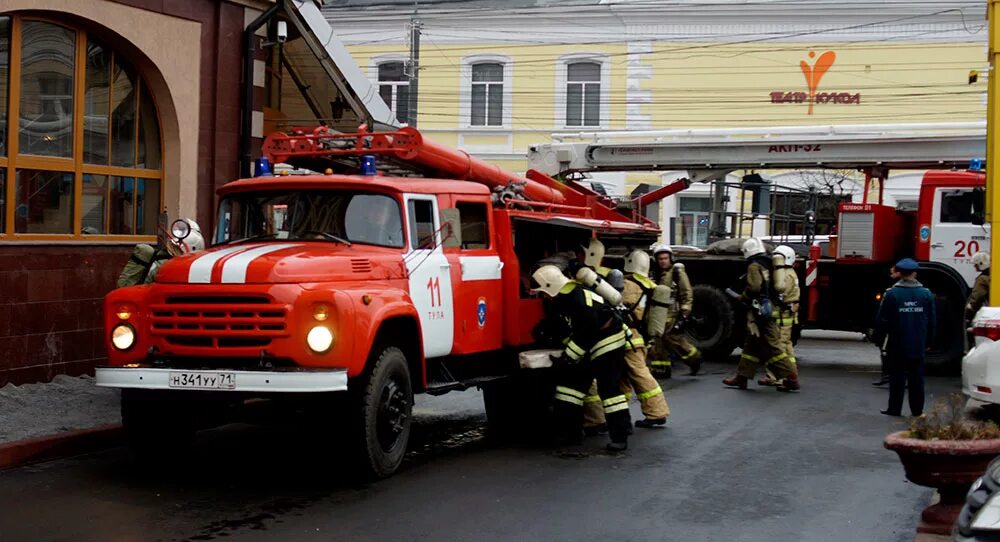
0, 333, 961, 542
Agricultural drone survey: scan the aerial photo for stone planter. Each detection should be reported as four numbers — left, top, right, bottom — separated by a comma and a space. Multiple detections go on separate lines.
884, 431, 1000, 535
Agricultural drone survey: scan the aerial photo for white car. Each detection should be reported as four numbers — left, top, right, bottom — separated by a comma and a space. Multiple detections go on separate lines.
963, 307, 1000, 405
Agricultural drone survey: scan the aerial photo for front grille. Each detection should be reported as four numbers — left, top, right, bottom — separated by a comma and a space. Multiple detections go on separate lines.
151, 295, 288, 349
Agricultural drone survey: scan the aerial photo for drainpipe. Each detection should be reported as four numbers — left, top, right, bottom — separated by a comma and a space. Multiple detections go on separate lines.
240, 0, 284, 178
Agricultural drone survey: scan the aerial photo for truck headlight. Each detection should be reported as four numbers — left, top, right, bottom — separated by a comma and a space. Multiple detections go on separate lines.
307, 326, 333, 353
111, 324, 136, 351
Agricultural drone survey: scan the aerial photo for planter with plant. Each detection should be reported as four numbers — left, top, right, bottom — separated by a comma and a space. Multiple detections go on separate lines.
884, 394, 1000, 535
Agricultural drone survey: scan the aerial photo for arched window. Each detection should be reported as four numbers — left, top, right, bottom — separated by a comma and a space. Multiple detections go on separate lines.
0, 16, 162, 240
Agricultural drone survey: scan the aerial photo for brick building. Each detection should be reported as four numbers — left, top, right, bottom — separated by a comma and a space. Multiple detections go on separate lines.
0, 0, 393, 385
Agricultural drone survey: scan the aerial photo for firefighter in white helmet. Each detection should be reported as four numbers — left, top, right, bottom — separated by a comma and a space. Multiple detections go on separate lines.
577, 238, 632, 435
582, 250, 671, 430
723, 238, 801, 392
117, 218, 205, 288
531, 265, 632, 452
647, 243, 701, 378
758, 245, 801, 387
967, 251, 991, 321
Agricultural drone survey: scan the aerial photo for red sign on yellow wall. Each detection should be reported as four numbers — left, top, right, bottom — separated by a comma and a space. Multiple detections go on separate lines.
769, 51, 861, 114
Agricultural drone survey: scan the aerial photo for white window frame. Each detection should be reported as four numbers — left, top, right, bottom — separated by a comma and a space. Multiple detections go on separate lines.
369, 53, 410, 124
555, 53, 609, 130
460, 54, 512, 130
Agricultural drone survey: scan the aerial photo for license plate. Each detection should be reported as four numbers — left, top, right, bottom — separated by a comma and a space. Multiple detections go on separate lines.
168, 371, 236, 390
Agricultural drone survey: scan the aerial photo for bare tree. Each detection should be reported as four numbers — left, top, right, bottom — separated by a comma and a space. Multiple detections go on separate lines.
790, 169, 862, 199
777, 169, 862, 236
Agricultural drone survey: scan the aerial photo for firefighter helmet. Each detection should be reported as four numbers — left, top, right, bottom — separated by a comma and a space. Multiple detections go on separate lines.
652, 243, 672, 256
774, 245, 796, 266
741, 238, 766, 259
973, 251, 991, 272
531, 265, 570, 298
583, 238, 606, 268
624, 249, 651, 276
165, 218, 205, 256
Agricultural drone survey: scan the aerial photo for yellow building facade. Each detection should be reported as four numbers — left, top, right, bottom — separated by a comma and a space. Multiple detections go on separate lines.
325, 0, 986, 243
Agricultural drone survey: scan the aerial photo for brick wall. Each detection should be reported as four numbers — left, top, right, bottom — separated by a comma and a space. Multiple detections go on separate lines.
0, 0, 248, 385
0, 246, 130, 385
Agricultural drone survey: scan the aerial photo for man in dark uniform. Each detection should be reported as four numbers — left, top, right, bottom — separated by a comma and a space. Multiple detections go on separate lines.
532, 264, 632, 452
873, 258, 936, 417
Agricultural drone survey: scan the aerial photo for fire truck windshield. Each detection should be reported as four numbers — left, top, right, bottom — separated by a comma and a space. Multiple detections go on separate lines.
216, 190, 404, 248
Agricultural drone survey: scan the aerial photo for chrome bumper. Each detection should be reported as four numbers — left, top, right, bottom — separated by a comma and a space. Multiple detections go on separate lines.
95, 367, 348, 393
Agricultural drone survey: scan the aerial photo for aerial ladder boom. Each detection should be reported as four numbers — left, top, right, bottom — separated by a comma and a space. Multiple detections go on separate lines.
261, 125, 675, 230
529, 122, 986, 176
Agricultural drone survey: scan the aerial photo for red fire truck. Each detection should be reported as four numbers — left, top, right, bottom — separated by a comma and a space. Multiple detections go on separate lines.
528, 123, 989, 369
96, 126, 681, 478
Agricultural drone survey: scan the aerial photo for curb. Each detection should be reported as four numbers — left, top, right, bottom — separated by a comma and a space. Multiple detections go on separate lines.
0, 424, 124, 470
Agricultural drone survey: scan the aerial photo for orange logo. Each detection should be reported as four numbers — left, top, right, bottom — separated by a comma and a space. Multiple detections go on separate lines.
800, 51, 836, 115
770, 50, 860, 114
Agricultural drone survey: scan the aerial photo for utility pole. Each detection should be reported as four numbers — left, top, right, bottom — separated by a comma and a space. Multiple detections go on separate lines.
406, 0, 421, 127
990, 0, 1000, 303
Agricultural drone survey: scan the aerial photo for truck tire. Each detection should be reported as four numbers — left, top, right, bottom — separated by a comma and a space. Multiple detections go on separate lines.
925, 293, 965, 374
482, 371, 553, 442
352, 346, 413, 479
688, 284, 738, 360
121, 389, 197, 459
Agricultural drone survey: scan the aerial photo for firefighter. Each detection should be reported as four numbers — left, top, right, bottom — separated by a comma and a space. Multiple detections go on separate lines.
723, 238, 801, 392
758, 245, 800, 386
967, 251, 991, 320
117, 218, 205, 288
582, 250, 671, 430
648, 244, 701, 377
532, 265, 632, 452
577, 238, 625, 436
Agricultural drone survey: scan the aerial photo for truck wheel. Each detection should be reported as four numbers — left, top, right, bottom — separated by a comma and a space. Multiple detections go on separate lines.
352, 346, 413, 479
482, 372, 553, 442
925, 293, 965, 374
121, 389, 197, 459
688, 284, 737, 360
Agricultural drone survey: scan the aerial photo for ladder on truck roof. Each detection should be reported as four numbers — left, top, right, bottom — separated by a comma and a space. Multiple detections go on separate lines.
527, 122, 986, 180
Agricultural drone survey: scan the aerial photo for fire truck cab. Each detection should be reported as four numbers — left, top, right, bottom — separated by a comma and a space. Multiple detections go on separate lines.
97, 126, 660, 478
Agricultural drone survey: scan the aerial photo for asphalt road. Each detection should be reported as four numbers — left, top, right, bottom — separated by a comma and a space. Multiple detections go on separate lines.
0, 333, 962, 542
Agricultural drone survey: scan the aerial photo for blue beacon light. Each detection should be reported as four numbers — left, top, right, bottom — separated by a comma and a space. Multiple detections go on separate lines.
360, 155, 377, 176
969, 158, 984, 172
254, 157, 272, 177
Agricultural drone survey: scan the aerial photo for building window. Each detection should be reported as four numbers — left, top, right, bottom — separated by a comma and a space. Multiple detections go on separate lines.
677, 197, 711, 247
470, 62, 503, 127
566, 61, 600, 127
0, 17, 162, 239
377, 61, 409, 124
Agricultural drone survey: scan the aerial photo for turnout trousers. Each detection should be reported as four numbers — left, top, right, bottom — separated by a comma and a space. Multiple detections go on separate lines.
554, 348, 632, 444
583, 336, 669, 427
737, 318, 796, 380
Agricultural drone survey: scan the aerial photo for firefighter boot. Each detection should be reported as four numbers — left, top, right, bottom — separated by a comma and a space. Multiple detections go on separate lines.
723, 374, 749, 390
635, 417, 667, 429
583, 424, 608, 437
776, 373, 801, 393
606, 441, 628, 453
685, 350, 703, 376
758, 369, 778, 386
